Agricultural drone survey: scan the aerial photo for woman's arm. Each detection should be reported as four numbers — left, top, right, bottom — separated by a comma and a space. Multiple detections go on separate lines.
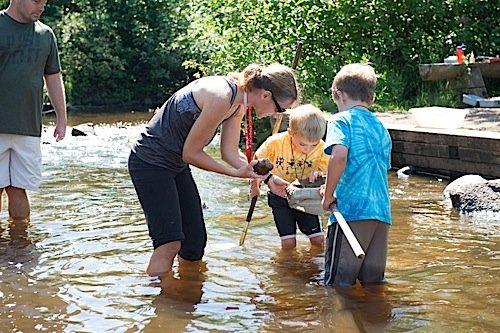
220, 109, 247, 168
182, 82, 259, 179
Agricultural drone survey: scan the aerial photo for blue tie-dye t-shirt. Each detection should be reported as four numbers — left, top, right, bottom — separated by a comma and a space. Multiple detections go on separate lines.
324, 107, 392, 225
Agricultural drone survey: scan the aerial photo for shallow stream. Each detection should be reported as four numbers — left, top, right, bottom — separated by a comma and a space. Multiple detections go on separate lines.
0, 112, 498, 332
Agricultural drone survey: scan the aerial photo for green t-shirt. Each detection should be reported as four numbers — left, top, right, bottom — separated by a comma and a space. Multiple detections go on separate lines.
0, 11, 61, 137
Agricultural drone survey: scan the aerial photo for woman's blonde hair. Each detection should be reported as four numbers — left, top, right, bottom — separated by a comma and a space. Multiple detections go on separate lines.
228, 63, 301, 107
288, 104, 326, 142
331, 63, 377, 103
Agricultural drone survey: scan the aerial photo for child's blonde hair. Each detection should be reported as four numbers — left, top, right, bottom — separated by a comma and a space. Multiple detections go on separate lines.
331, 63, 377, 103
288, 104, 326, 142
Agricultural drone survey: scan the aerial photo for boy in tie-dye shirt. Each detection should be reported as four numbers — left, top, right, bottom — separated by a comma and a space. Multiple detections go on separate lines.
322, 63, 392, 287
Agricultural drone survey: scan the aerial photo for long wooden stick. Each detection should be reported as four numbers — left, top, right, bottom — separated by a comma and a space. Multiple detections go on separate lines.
239, 195, 258, 246
332, 207, 365, 259
272, 42, 303, 135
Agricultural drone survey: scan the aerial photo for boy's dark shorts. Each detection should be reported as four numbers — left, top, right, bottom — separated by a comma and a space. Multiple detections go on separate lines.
267, 191, 323, 239
128, 152, 207, 261
324, 219, 389, 287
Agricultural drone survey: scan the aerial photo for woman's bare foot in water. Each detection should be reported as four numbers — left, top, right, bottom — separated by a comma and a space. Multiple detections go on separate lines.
146, 241, 181, 277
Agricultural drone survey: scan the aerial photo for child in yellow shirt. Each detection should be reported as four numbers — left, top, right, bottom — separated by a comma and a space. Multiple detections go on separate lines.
252, 104, 329, 249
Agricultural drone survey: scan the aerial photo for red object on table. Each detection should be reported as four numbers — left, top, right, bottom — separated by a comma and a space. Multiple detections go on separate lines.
456, 47, 465, 64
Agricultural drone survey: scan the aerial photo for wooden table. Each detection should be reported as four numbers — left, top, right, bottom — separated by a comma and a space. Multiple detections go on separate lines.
418, 62, 500, 97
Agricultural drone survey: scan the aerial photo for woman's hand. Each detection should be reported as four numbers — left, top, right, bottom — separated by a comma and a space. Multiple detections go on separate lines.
234, 160, 265, 179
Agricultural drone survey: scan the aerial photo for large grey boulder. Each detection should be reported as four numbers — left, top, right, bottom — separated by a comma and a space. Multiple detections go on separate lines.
443, 175, 500, 213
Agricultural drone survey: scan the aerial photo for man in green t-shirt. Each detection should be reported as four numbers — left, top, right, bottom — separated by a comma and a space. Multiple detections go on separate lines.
0, 0, 67, 221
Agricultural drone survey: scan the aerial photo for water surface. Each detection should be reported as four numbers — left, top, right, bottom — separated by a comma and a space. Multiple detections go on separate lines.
0, 112, 498, 332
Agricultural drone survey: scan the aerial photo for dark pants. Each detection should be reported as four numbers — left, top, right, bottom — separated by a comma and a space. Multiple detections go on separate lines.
128, 152, 206, 261
267, 192, 322, 239
324, 220, 389, 287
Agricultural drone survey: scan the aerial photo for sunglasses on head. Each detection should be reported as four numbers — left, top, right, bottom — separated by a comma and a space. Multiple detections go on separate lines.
269, 91, 286, 113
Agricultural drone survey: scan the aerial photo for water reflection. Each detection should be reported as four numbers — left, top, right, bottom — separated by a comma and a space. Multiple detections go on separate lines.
258, 247, 325, 332
319, 284, 392, 333
257, 247, 393, 333
0, 218, 35, 267
0, 218, 67, 332
144, 260, 206, 333
0, 112, 496, 332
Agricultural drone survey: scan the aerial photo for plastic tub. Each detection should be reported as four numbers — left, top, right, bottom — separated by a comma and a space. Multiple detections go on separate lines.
409, 107, 468, 129
462, 94, 500, 108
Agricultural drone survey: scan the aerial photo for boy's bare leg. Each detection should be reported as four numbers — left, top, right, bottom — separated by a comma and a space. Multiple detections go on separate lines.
0, 188, 3, 212
146, 241, 181, 277
5, 186, 30, 221
309, 234, 324, 248
281, 237, 297, 250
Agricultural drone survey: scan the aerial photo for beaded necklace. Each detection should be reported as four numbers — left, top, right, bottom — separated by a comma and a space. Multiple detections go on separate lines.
289, 137, 309, 181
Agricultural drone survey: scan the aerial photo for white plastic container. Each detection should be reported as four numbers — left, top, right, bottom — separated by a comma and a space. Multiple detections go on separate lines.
409, 107, 468, 129
444, 55, 458, 64
462, 94, 500, 108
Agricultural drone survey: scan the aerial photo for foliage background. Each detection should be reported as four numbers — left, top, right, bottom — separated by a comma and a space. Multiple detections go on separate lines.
1, 0, 499, 112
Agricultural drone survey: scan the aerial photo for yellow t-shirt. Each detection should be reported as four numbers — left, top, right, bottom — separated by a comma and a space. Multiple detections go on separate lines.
255, 131, 330, 183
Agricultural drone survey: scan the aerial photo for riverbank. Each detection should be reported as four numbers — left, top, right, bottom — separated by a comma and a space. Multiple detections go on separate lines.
377, 107, 500, 179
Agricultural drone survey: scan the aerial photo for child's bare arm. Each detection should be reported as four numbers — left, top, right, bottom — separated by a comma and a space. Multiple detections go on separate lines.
267, 174, 289, 198
322, 145, 348, 211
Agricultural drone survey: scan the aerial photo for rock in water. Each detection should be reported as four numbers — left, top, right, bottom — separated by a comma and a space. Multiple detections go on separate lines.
253, 159, 274, 175
71, 123, 95, 136
443, 175, 500, 213
71, 128, 87, 136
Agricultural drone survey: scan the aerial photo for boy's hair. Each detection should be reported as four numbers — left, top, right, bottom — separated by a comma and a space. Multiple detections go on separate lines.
288, 104, 326, 142
331, 63, 377, 103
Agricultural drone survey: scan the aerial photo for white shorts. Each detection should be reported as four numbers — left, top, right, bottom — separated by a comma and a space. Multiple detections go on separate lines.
0, 134, 42, 191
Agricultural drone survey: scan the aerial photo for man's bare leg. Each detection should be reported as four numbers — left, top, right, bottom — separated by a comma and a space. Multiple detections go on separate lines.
0, 188, 4, 212
146, 240, 181, 277
5, 186, 30, 220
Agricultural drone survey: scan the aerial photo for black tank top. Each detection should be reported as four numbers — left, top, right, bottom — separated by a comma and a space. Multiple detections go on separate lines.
132, 77, 238, 172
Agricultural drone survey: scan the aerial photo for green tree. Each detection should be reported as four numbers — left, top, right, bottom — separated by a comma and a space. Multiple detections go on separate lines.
48, 0, 191, 108
179, 0, 500, 110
